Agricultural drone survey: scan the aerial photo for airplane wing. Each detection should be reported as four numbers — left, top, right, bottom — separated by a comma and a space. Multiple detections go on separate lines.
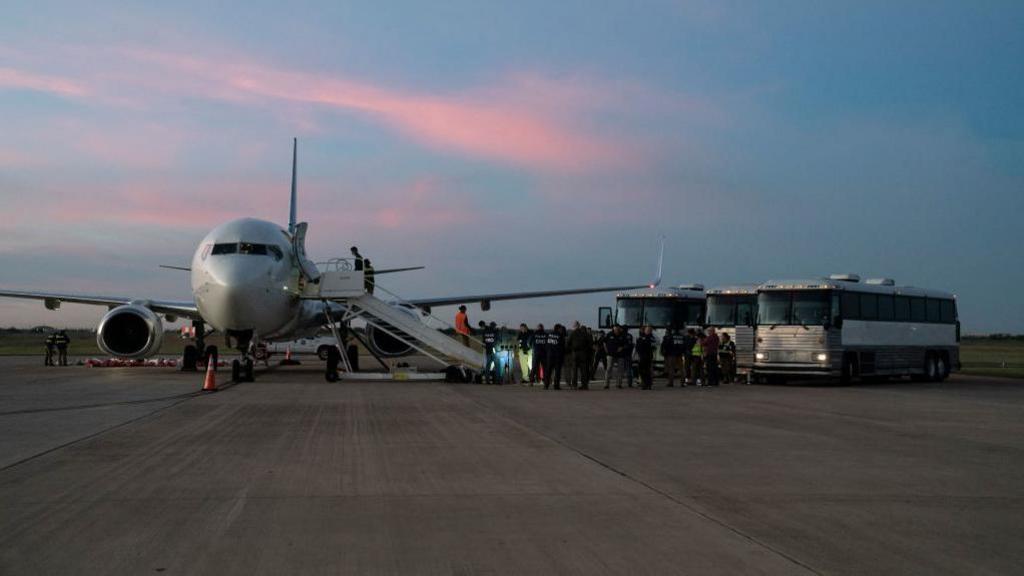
0, 289, 199, 318
408, 284, 653, 310
408, 236, 665, 310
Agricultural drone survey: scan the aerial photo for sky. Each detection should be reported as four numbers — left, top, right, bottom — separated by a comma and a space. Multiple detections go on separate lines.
1, 1, 1022, 333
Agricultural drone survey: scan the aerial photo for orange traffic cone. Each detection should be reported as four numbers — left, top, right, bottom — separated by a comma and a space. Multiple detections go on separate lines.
202, 357, 217, 392
280, 345, 300, 366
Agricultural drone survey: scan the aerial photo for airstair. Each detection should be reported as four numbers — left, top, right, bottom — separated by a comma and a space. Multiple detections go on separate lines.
307, 260, 483, 370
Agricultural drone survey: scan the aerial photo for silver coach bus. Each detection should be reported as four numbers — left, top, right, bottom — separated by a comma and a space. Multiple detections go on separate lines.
705, 286, 758, 375
752, 275, 959, 383
599, 285, 706, 368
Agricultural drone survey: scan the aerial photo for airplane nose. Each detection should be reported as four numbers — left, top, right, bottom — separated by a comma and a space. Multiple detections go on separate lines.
198, 257, 279, 331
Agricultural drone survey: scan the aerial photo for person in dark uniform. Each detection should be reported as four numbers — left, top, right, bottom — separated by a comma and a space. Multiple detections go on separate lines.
636, 325, 656, 389
681, 328, 698, 385
544, 324, 566, 390
604, 325, 626, 389
661, 328, 683, 387
481, 321, 500, 384
719, 332, 737, 384
363, 258, 376, 294
516, 323, 533, 384
531, 323, 547, 386
568, 321, 593, 390
703, 327, 720, 387
44, 332, 56, 366
623, 330, 636, 388
350, 246, 364, 270
592, 330, 608, 380
54, 329, 70, 366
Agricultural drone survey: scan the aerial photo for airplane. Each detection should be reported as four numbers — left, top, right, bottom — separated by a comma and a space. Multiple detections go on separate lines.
0, 139, 663, 381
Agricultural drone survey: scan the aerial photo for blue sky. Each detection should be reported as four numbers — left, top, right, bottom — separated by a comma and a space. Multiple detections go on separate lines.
1, 1, 1022, 332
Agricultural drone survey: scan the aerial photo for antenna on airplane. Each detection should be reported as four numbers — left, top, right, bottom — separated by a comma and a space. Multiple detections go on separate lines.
289, 137, 298, 235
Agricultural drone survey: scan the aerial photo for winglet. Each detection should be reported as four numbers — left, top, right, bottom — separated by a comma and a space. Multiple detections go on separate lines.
651, 235, 665, 288
288, 137, 298, 236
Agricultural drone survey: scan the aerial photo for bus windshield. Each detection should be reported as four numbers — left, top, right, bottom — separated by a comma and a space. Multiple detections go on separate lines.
616, 298, 705, 328
756, 290, 832, 326
616, 299, 645, 327
707, 295, 757, 327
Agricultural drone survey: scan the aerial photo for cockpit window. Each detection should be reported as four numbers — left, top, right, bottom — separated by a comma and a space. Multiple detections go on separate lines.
211, 242, 283, 261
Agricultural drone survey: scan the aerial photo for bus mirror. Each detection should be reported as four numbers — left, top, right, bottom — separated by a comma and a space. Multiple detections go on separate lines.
598, 307, 612, 329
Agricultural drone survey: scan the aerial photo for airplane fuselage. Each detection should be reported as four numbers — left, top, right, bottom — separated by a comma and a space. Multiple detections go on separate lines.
190, 218, 309, 340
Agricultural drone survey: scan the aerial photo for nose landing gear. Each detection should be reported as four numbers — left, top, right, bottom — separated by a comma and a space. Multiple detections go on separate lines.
227, 329, 257, 382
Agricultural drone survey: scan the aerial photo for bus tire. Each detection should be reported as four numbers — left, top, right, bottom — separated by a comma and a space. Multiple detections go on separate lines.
840, 354, 857, 385
924, 353, 940, 382
935, 353, 950, 381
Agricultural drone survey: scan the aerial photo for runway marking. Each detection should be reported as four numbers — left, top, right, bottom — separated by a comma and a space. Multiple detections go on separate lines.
451, 386, 825, 576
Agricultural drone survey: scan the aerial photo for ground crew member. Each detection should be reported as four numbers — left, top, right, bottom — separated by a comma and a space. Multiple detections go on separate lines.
682, 328, 697, 385
363, 259, 376, 294
531, 323, 547, 385
661, 328, 683, 387
350, 246, 364, 270
636, 325, 656, 389
691, 329, 705, 385
55, 329, 70, 366
703, 327, 720, 386
544, 324, 566, 390
455, 306, 471, 347
516, 323, 533, 384
44, 332, 56, 366
592, 330, 608, 380
568, 321, 593, 390
604, 325, 626, 389
623, 330, 636, 388
481, 321, 500, 384
719, 332, 737, 384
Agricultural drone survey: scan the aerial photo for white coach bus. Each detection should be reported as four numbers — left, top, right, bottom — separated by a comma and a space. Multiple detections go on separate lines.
752, 275, 960, 383
706, 286, 758, 375
598, 285, 706, 368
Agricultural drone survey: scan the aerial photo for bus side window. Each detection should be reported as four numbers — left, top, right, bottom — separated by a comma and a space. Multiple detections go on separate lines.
841, 292, 860, 320
926, 298, 941, 323
878, 295, 895, 321
940, 300, 956, 324
894, 296, 911, 321
860, 294, 878, 321
910, 297, 927, 322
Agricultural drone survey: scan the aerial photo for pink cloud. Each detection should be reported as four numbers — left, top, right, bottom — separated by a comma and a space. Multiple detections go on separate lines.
0, 67, 88, 98
111, 49, 637, 171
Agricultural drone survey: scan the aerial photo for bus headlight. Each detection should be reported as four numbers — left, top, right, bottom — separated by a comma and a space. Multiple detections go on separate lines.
816, 353, 828, 362
755, 352, 766, 361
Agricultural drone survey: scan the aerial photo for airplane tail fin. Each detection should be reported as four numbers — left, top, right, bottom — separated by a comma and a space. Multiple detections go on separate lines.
652, 236, 665, 288
288, 137, 298, 235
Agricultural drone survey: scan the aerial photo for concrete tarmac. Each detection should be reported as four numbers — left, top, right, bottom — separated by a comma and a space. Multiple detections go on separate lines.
1, 357, 1022, 575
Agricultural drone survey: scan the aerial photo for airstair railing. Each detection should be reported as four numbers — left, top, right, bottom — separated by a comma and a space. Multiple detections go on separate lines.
370, 282, 485, 349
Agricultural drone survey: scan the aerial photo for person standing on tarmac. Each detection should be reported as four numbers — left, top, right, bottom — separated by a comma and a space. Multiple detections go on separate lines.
623, 329, 636, 388
682, 328, 698, 385
719, 333, 737, 383
55, 329, 70, 366
568, 321, 593, 390
703, 327, 720, 387
481, 321, 501, 384
636, 325, 656, 389
691, 329, 705, 386
531, 323, 547, 385
350, 246, 364, 270
44, 332, 56, 366
516, 323, 533, 384
455, 306, 471, 347
604, 325, 627, 389
592, 330, 608, 380
363, 259, 376, 294
661, 327, 683, 387
544, 324, 566, 390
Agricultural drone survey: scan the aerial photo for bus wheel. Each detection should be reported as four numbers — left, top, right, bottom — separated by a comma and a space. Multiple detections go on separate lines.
925, 353, 940, 382
840, 354, 857, 385
935, 354, 949, 381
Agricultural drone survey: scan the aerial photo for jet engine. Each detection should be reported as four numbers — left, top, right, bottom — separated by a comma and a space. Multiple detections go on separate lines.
364, 302, 426, 358
96, 304, 164, 358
